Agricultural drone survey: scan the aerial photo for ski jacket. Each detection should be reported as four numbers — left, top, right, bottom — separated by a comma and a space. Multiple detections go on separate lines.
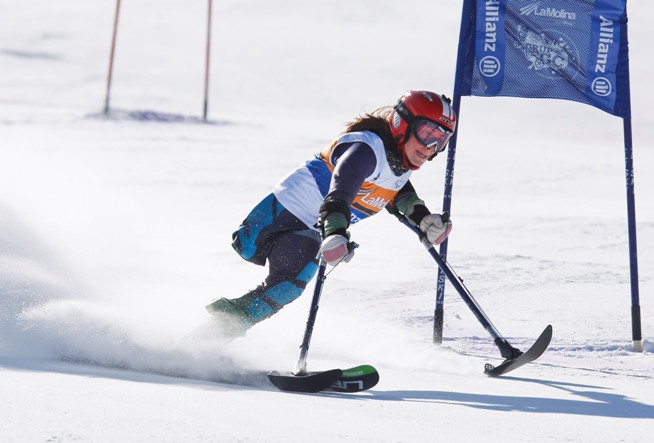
273, 131, 413, 231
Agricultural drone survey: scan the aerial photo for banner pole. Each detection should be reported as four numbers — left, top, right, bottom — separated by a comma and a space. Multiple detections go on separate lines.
434, 95, 461, 344
202, 0, 213, 121
104, 0, 121, 115
434, 0, 475, 344
623, 117, 643, 352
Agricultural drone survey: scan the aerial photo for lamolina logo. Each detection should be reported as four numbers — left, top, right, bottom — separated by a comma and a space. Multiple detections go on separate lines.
514, 25, 580, 81
520, 2, 577, 20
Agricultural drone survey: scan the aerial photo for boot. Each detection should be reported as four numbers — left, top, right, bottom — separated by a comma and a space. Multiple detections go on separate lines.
205, 289, 268, 338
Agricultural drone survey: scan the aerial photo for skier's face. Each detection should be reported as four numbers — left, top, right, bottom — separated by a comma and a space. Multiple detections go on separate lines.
403, 134, 436, 169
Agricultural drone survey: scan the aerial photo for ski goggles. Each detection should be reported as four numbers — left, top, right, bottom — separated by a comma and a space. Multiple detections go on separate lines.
412, 119, 452, 152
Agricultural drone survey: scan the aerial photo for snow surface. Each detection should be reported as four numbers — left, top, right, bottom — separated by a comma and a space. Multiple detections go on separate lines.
2, 0, 654, 441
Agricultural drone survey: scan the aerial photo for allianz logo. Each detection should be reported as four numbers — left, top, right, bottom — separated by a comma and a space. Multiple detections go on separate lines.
520, 2, 577, 20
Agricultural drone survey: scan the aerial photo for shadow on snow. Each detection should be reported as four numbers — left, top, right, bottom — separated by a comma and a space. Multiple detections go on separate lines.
367, 377, 653, 419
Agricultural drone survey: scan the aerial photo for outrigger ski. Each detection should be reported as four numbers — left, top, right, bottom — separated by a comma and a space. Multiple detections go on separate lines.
386, 207, 554, 380
268, 364, 380, 393
484, 325, 553, 377
267, 257, 380, 394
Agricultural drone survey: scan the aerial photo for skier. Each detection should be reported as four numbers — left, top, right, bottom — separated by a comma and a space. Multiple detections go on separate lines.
206, 90, 456, 336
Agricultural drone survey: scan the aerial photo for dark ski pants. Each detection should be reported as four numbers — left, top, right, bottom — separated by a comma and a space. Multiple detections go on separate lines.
231, 193, 321, 322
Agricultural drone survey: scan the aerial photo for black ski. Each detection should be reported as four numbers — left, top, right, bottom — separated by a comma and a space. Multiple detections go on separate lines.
484, 325, 552, 376
325, 364, 380, 393
268, 364, 379, 393
268, 368, 343, 393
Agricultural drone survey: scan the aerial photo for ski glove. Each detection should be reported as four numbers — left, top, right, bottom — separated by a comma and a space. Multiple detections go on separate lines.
419, 213, 452, 245
320, 234, 355, 266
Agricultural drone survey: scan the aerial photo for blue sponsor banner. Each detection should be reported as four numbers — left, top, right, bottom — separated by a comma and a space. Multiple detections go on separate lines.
454, 0, 631, 117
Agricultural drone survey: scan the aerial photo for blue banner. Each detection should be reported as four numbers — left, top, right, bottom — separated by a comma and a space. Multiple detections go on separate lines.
454, 0, 631, 117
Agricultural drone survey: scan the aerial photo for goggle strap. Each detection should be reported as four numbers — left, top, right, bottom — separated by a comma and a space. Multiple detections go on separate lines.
394, 102, 417, 126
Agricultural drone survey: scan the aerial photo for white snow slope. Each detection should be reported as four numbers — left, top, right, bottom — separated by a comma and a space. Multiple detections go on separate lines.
1, 1, 653, 442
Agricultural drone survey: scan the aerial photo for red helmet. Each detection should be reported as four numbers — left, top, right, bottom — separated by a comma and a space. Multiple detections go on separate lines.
389, 91, 456, 168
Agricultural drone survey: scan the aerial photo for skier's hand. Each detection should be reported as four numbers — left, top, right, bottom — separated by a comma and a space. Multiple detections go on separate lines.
320, 234, 355, 265
419, 213, 452, 245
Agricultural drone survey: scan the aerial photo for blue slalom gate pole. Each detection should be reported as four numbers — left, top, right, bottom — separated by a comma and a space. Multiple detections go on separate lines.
433, 0, 475, 344
623, 117, 643, 352
433, 94, 461, 344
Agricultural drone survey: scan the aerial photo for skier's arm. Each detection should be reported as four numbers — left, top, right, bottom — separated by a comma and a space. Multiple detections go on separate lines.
392, 181, 452, 245
319, 142, 376, 237
319, 142, 376, 265
392, 181, 431, 226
